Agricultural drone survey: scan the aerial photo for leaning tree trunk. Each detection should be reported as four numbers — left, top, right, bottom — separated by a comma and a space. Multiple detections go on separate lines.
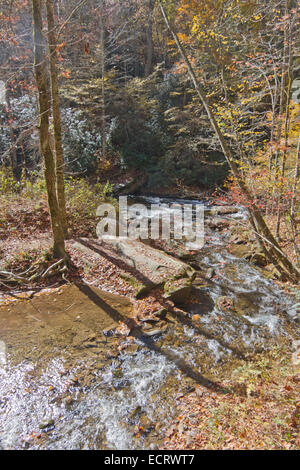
46, 0, 68, 237
159, 1, 300, 281
32, 0, 66, 259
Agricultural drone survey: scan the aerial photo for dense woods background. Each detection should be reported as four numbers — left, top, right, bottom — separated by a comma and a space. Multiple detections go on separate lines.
1, 0, 297, 184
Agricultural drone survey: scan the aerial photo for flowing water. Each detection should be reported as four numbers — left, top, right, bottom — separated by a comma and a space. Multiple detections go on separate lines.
0, 196, 299, 450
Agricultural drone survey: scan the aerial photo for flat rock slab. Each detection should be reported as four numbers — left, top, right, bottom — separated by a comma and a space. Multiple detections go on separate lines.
72, 238, 195, 290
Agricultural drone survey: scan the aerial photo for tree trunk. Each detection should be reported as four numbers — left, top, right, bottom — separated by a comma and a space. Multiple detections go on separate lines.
32, 0, 66, 259
159, 1, 300, 281
46, 0, 68, 237
290, 133, 300, 263
275, 5, 293, 239
100, 0, 106, 162
5, 92, 19, 179
145, 0, 155, 76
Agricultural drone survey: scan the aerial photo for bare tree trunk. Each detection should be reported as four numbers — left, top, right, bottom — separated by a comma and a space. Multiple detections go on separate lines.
32, 0, 66, 260
271, 0, 290, 215
159, 1, 300, 281
5, 92, 18, 179
291, 133, 300, 221
46, 0, 68, 237
275, 3, 293, 239
100, 0, 106, 162
290, 133, 300, 263
145, 0, 155, 76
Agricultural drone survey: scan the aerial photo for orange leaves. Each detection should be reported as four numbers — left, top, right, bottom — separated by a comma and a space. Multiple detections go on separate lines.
61, 69, 71, 79
9, 38, 19, 46
56, 41, 66, 52
177, 33, 190, 44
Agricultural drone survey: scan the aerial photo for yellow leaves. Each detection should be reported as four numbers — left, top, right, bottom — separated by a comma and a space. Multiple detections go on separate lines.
266, 111, 273, 122
177, 33, 190, 44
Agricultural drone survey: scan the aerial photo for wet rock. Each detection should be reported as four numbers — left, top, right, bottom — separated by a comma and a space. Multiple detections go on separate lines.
286, 304, 300, 320
131, 405, 142, 417
248, 252, 268, 267
94, 361, 106, 370
205, 267, 215, 279
142, 325, 168, 337
155, 422, 162, 432
139, 316, 160, 324
139, 415, 154, 432
153, 308, 168, 319
39, 417, 54, 430
85, 341, 99, 349
103, 327, 116, 337
69, 375, 80, 386
207, 206, 239, 216
63, 396, 74, 407
123, 343, 139, 355
112, 368, 123, 379
165, 313, 176, 323
164, 278, 192, 304
106, 348, 120, 359
72, 331, 96, 348
149, 443, 158, 450
230, 244, 251, 258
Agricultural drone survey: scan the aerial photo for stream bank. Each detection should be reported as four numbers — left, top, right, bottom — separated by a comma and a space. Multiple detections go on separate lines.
0, 196, 299, 450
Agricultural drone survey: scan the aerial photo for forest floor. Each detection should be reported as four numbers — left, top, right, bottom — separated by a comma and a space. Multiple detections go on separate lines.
0, 190, 299, 450
162, 347, 300, 450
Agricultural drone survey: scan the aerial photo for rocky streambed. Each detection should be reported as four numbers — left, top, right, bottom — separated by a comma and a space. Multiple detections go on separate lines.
0, 196, 299, 450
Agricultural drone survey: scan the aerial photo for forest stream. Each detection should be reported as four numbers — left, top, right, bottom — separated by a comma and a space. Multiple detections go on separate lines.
0, 196, 299, 450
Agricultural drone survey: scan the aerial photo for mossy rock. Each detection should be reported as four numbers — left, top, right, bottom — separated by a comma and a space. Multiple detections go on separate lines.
163, 278, 192, 304
153, 308, 168, 318
135, 284, 156, 299
249, 252, 268, 267
119, 273, 157, 299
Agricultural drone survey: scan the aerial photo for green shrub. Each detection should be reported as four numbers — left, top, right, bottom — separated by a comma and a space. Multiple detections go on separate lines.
0, 167, 22, 194
65, 177, 115, 237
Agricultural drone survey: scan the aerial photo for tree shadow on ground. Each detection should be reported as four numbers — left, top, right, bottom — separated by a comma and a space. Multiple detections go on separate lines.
76, 281, 231, 395
76, 238, 248, 360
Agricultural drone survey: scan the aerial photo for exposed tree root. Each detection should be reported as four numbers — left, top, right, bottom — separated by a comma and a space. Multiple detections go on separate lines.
0, 258, 68, 286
